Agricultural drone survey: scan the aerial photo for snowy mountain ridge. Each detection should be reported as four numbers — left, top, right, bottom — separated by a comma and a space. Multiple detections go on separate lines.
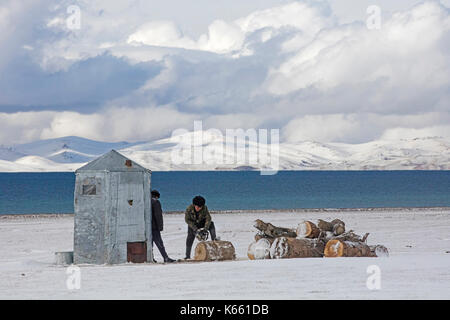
0, 134, 449, 172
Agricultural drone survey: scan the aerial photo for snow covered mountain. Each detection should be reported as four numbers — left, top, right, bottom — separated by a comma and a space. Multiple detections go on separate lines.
0, 134, 449, 172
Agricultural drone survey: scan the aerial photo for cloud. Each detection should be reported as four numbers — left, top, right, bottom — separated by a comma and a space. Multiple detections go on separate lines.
127, 21, 197, 49
282, 114, 365, 143
125, 1, 333, 55
1, 0, 450, 146
0, 106, 196, 145
265, 2, 450, 98
282, 112, 450, 143
0, 53, 161, 112
380, 126, 450, 140
0, 111, 55, 145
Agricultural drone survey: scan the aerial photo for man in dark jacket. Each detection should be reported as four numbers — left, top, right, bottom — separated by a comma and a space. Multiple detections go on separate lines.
184, 195, 218, 259
151, 190, 175, 263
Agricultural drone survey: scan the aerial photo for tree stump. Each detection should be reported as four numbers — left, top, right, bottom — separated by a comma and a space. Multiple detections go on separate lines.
194, 240, 236, 261
270, 237, 324, 259
254, 219, 297, 238
248, 238, 272, 260
324, 240, 373, 257
296, 221, 320, 239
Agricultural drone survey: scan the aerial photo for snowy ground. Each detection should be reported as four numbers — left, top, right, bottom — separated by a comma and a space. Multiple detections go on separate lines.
1, 209, 450, 299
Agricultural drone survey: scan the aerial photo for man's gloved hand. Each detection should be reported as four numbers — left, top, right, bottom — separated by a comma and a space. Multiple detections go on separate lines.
196, 228, 209, 241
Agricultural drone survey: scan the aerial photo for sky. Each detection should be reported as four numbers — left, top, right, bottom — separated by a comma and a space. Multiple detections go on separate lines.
0, 0, 449, 145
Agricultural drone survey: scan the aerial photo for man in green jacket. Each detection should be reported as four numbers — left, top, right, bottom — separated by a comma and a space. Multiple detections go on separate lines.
184, 195, 217, 259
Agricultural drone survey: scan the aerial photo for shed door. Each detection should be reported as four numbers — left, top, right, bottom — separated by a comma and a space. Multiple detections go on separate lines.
117, 172, 146, 242
127, 242, 147, 263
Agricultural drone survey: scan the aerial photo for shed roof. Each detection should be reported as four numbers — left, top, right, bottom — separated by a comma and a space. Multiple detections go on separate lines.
76, 149, 151, 173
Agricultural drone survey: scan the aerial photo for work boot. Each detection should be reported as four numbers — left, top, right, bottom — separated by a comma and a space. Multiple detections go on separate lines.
164, 257, 176, 263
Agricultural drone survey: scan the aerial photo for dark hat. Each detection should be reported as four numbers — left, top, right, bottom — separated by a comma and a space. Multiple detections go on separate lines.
151, 190, 160, 198
192, 195, 205, 207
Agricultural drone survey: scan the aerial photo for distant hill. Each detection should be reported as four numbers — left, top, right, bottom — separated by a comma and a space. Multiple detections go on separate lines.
0, 133, 449, 172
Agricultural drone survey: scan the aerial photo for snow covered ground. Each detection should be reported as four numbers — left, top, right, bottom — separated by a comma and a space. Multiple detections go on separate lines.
0, 209, 449, 299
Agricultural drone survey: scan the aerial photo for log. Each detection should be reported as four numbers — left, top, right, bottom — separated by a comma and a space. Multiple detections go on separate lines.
254, 234, 275, 244
370, 245, 389, 257
270, 237, 324, 259
254, 219, 297, 238
332, 230, 369, 243
194, 240, 236, 261
324, 239, 373, 257
331, 219, 345, 236
296, 221, 320, 239
247, 242, 256, 260
248, 238, 272, 260
317, 219, 345, 236
317, 219, 333, 231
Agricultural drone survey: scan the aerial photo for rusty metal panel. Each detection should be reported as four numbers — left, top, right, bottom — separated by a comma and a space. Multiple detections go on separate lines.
127, 242, 147, 263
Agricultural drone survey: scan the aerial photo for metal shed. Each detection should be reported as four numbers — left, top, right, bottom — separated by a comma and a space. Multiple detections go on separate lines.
73, 149, 153, 264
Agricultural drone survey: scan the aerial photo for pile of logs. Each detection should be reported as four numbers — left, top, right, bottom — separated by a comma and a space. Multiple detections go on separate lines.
248, 218, 389, 260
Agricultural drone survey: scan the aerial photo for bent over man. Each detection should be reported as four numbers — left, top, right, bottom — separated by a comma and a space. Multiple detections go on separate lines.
184, 195, 218, 259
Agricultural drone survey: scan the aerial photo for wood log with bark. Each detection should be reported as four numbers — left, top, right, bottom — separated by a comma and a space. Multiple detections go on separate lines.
296, 221, 320, 239
270, 237, 325, 259
331, 219, 345, 235
324, 239, 374, 257
317, 219, 346, 236
254, 233, 276, 243
254, 219, 297, 238
369, 245, 389, 257
331, 230, 370, 243
250, 218, 388, 260
194, 240, 236, 261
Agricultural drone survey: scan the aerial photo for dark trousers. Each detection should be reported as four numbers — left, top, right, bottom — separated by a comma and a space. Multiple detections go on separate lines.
185, 221, 216, 258
152, 228, 169, 260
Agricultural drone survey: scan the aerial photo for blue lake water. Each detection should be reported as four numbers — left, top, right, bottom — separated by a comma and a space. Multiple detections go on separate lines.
0, 171, 449, 214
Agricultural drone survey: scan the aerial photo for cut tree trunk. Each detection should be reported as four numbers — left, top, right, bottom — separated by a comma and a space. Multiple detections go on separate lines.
331, 219, 345, 236
332, 231, 369, 243
369, 245, 389, 257
296, 221, 320, 239
194, 240, 236, 261
254, 219, 297, 238
317, 219, 345, 236
324, 239, 373, 257
247, 242, 256, 260
254, 234, 276, 244
248, 238, 272, 260
270, 237, 324, 259
317, 219, 333, 232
